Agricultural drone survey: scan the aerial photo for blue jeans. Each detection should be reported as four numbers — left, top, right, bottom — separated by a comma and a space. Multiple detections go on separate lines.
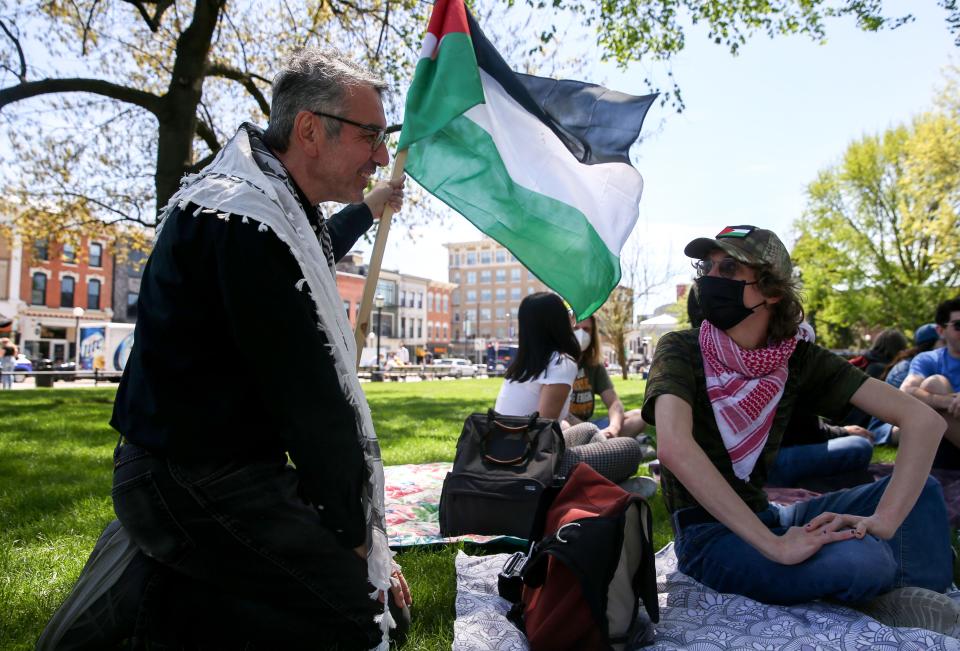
112, 442, 382, 649
673, 476, 952, 605
766, 436, 874, 487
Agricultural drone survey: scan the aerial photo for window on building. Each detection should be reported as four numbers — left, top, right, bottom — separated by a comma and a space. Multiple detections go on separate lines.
60, 276, 75, 307
417, 319, 422, 338
454, 253, 460, 266
62, 243, 76, 263
31, 272, 47, 305
465, 310, 476, 321
480, 270, 491, 283
480, 308, 492, 321
427, 322, 433, 339
480, 289, 491, 302
400, 317, 406, 336
89, 243, 103, 267
343, 300, 351, 316
375, 280, 395, 305
427, 293, 434, 311
497, 327, 505, 338
417, 292, 423, 308
495, 288, 506, 301
511, 268, 521, 281
443, 324, 449, 339
511, 287, 521, 299
466, 251, 476, 265
355, 302, 361, 316
496, 307, 505, 319
87, 279, 101, 310
496, 250, 506, 263
400, 290, 406, 307
466, 271, 476, 284
454, 312, 460, 322
453, 271, 460, 283
528, 286, 535, 294
495, 269, 506, 282
127, 292, 139, 319
510, 253, 517, 262
466, 290, 477, 302
34, 239, 48, 261
452, 290, 460, 306
442, 295, 448, 312
480, 250, 491, 264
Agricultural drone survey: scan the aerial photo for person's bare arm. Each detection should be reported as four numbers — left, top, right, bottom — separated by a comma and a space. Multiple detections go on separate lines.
598, 388, 625, 438
807, 378, 944, 539
538, 383, 571, 420
900, 373, 958, 411
655, 394, 854, 564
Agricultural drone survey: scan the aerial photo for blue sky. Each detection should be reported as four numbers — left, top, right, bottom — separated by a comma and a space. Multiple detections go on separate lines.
357, 0, 956, 312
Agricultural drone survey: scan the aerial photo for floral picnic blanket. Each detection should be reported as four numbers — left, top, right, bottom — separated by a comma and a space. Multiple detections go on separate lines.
384, 462, 524, 547
453, 544, 960, 650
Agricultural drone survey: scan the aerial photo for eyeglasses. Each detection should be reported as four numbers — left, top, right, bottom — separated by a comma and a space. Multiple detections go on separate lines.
694, 257, 743, 279
311, 111, 387, 151
942, 320, 960, 332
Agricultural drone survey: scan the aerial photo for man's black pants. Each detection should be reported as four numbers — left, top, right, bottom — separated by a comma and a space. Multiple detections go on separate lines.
112, 442, 382, 649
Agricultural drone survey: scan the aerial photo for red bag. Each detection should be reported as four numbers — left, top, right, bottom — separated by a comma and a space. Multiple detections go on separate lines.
848, 355, 870, 370
502, 463, 659, 650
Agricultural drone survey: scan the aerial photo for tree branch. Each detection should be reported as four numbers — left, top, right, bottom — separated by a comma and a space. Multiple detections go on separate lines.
204, 62, 270, 116
0, 19, 27, 82
0, 78, 163, 114
195, 118, 220, 153
119, 0, 176, 32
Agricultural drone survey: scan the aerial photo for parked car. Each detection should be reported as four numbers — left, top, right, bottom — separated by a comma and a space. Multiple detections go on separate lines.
431, 358, 478, 378
606, 363, 623, 376
13, 354, 32, 383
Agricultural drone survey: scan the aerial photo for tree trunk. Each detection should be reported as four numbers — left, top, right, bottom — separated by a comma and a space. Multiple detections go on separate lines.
154, 0, 225, 217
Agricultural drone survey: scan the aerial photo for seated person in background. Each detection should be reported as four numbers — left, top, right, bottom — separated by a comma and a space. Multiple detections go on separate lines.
563, 314, 656, 460
867, 323, 941, 445
495, 292, 643, 484
900, 297, 960, 469
842, 328, 909, 428
643, 225, 956, 633
686, 288, 874, 488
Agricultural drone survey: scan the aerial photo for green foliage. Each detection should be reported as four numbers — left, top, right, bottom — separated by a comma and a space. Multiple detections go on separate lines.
792, 105, 960, 348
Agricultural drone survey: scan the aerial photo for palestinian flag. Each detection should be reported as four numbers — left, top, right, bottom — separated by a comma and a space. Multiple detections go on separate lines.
398, 0, 657, 319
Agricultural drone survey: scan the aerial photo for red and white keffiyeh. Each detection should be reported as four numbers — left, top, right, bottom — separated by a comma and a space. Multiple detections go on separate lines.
699, 320, 809, 480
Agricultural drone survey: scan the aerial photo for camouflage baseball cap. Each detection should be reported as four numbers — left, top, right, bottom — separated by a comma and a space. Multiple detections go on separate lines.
684, 225, 792, 279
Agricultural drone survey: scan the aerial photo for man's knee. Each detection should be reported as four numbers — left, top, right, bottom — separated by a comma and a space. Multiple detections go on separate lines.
833, 537, 897, 602
920, 374, 955, 395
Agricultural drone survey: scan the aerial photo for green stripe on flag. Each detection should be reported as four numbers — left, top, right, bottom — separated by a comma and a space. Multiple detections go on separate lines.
398, 33, 485, 150
406, 114, 620, 319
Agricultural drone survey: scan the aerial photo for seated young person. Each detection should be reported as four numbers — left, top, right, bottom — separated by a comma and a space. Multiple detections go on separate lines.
563, 314, 655, 460
642, 225, 956, 633
686, 289, 874, 488
495, 292, 643, 483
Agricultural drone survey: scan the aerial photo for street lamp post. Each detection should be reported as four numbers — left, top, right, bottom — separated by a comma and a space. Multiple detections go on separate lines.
374, 294, 385, 378
72, 306, 85, 369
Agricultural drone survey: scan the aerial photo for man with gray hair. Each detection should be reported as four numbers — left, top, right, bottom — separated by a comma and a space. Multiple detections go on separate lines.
40, 48, 408, 649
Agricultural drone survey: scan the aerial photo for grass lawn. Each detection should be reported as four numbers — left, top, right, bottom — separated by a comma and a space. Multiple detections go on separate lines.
0, 379, 908, 649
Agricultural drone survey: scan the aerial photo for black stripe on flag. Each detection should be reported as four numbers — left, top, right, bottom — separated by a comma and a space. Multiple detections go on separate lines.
466, 10, 657, 166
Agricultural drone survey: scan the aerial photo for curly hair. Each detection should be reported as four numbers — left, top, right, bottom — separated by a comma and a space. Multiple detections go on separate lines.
753, 264, 805, 343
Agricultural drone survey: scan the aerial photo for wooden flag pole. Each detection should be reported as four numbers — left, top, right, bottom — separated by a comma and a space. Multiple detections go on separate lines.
354, 148, 408, 368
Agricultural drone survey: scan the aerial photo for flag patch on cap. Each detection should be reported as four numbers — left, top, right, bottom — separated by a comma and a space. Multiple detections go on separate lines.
716, 226, 754, 239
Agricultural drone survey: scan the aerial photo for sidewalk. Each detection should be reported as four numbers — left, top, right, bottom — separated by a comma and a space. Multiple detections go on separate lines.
4, 377, 119, 390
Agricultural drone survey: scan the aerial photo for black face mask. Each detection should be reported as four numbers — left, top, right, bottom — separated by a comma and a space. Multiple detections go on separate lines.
696, 276, 766, 330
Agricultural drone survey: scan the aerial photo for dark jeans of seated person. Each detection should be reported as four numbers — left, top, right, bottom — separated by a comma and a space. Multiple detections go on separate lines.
672, 475, 951, 605
112, 441, 383, 649
766, 436, 874, 488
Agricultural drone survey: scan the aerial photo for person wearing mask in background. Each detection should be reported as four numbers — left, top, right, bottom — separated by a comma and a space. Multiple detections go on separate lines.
564, 314, 656, 461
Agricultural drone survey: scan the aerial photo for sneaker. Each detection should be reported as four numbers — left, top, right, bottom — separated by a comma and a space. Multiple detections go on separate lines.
859, 587, 960, 637
636, 435, 657, 462
617, 476, 658, 500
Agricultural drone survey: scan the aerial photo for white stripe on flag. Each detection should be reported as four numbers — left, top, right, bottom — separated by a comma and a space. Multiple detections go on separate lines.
464, 70, 643, 256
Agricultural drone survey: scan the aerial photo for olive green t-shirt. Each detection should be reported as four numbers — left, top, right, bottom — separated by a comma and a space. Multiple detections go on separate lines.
640, 328, 869, 514
568, 363, 614, 421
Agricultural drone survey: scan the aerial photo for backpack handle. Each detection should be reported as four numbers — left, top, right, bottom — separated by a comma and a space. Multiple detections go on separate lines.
480, 409, 540, 465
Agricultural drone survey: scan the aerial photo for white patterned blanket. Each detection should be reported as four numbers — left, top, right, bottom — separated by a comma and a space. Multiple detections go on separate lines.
453, 544, 960, 650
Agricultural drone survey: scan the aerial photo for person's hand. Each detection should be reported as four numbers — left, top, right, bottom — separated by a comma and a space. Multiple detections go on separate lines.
362, 177, 405, 219
804, 510, 897, 541
596, 427, 618, 439
842, 425, 875, 442
768, 524, 857, 565
377, 567, 413, 608
948, 393, 960, 419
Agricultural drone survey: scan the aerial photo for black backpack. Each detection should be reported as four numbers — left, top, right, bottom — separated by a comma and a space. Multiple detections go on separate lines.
439, 409, 565, 539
